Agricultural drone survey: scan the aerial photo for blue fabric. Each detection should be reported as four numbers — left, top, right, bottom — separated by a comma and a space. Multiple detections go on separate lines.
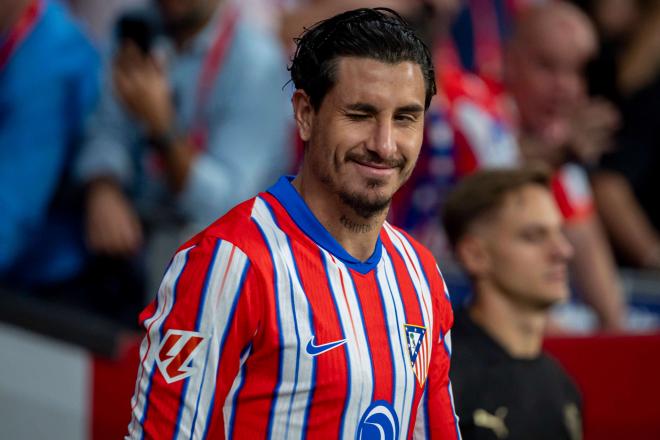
0, 1, 100, 285
76, 7, 292, 229
267, 176, 383, 274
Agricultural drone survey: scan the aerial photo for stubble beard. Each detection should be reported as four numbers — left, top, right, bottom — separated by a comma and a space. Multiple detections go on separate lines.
338, 178, 392, 219
314, 161, 393, 220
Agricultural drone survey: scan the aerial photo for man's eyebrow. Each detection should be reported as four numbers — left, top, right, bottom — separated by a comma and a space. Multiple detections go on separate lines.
345, 103, 378, 113
396, 104, 424, 114
345, 103, 425, 114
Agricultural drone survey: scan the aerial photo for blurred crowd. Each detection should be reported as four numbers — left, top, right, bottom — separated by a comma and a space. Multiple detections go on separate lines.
2, 0, 660, 334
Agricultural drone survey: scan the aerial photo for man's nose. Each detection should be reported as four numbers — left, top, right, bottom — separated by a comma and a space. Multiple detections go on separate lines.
553, 232, 574, 261
368, 118, 396, 158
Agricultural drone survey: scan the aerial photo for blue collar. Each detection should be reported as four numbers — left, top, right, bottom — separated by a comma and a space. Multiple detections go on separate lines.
266, 176, 382, 274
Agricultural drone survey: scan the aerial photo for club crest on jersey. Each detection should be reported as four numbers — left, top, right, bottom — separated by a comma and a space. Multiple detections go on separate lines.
156, 329, 208, 384
404, 324, 429, 387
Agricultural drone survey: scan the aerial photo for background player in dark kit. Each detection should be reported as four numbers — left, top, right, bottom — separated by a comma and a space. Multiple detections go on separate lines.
443, 168, 582, 440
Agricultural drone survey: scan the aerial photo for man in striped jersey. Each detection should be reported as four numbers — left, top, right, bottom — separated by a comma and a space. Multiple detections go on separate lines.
127, 8, 461, 439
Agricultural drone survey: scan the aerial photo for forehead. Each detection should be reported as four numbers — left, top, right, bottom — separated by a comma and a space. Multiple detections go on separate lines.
523, 13, 595, 63
327, 57, 426, 107
495, 185, 562, 229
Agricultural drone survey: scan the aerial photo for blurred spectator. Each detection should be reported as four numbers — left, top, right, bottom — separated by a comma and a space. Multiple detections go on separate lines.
67, 0, 147, 46
0, 0, 99, 292
443, 168, 582, 440
76, 0, 292, 296
393, 0, 627, 331
276, 0, 421, 50
576, 0, 660, 271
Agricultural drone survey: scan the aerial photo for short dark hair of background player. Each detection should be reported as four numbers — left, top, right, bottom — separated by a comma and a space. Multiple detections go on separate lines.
442, 166, 552, 250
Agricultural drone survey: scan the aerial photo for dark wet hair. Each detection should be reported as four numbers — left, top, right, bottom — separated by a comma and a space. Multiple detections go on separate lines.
289, 7, 436, 110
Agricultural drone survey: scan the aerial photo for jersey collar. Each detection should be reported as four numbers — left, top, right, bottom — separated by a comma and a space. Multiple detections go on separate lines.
267, 175, 383, 274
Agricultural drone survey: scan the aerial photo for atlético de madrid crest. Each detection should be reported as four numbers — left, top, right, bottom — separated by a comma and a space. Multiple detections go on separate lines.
404, 324, 429, 387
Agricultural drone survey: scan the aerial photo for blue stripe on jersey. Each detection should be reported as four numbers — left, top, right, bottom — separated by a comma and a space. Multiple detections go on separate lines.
252, 218, 286, 440
407, 243, 434, 306
346, 271, 376, 404
284, 273, 303, 439
227, 342, 253, 439
261, 196, 317, 438
284, 234, 317, 439
267, 175, 382, 274
423, 387, 431, 439
374, 267, 400, 404
381, 257, 411, 421
387, 237, 426, 323
189, 336, 212, 440
320, 250, 351, 438
140, 249, 192, 439
174, 240, 222, 438
436, 266, 452, 301
202, 261, 252, 440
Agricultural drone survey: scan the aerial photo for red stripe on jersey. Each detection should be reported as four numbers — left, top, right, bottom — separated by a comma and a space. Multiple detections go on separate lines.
290, 236, 347, 439
381, 235, 426, 336
206, 264, 265, 438
141, 239, 217, 438
350, 270, 394, 402
210, 206, 279, 439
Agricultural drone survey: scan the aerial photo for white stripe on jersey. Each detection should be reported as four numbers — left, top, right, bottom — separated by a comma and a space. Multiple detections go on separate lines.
444, 330, 453, 356
174, 241, 250, 440
252, 198, 315, 440
377, 250, 416, 436
436, 265, 452, 301
383, 225, 434, 382
223, 344, 252, 438
413, 388, 428, 440
127, 246, 194, 440
322, 252, 375, 439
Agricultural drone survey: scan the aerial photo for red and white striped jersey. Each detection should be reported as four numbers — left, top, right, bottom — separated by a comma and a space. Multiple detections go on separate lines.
127, 176, 461, 440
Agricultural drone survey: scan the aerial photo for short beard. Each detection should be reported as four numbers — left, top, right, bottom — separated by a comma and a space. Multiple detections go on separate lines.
338, 180, 391, 219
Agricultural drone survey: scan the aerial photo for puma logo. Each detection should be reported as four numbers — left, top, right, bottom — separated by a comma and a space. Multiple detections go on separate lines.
473, 407, 509, 439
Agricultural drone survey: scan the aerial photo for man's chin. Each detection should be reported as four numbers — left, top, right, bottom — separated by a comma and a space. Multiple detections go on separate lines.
338, 188, 392, 219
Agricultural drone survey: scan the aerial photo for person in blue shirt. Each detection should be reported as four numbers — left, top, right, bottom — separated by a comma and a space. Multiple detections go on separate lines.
75, 0, 292, 281
0, 0, 99, 289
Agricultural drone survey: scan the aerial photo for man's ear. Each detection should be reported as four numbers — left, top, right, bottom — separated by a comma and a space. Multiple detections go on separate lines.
456, 234, 491, 278
292, 89, 314, 142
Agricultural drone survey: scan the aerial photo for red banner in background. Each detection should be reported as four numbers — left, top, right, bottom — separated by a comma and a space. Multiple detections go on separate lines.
544, 333, 660, 440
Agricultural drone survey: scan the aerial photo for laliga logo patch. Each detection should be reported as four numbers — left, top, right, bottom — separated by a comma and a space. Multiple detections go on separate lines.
356, 401, 399, 440
404, 324, 429, 387
156, 329, 208, 384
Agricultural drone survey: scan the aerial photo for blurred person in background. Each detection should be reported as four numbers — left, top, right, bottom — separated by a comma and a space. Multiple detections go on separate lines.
67, 0, 147, 46
75, 0, 292, 303
0, 0, 99, 298
393, 0, 627, 331
443, 167, 582, 440
575, 0, 660, 271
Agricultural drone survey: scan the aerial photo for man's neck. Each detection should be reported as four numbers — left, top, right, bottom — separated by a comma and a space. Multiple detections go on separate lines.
469, 283, 548, 359
291, 174, 386, 262
0, 0, 32, 34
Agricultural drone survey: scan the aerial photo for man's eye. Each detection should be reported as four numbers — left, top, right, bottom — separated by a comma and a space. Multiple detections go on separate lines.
347, 113, 369, 120
395, 114, 417, 123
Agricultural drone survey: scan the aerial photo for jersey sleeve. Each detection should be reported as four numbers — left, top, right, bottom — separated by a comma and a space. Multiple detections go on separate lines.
413, 266, 462, 440
126, 236, 262, 440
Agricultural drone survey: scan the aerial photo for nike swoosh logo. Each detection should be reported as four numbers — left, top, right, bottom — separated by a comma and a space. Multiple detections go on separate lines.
305, 336, 347, 357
